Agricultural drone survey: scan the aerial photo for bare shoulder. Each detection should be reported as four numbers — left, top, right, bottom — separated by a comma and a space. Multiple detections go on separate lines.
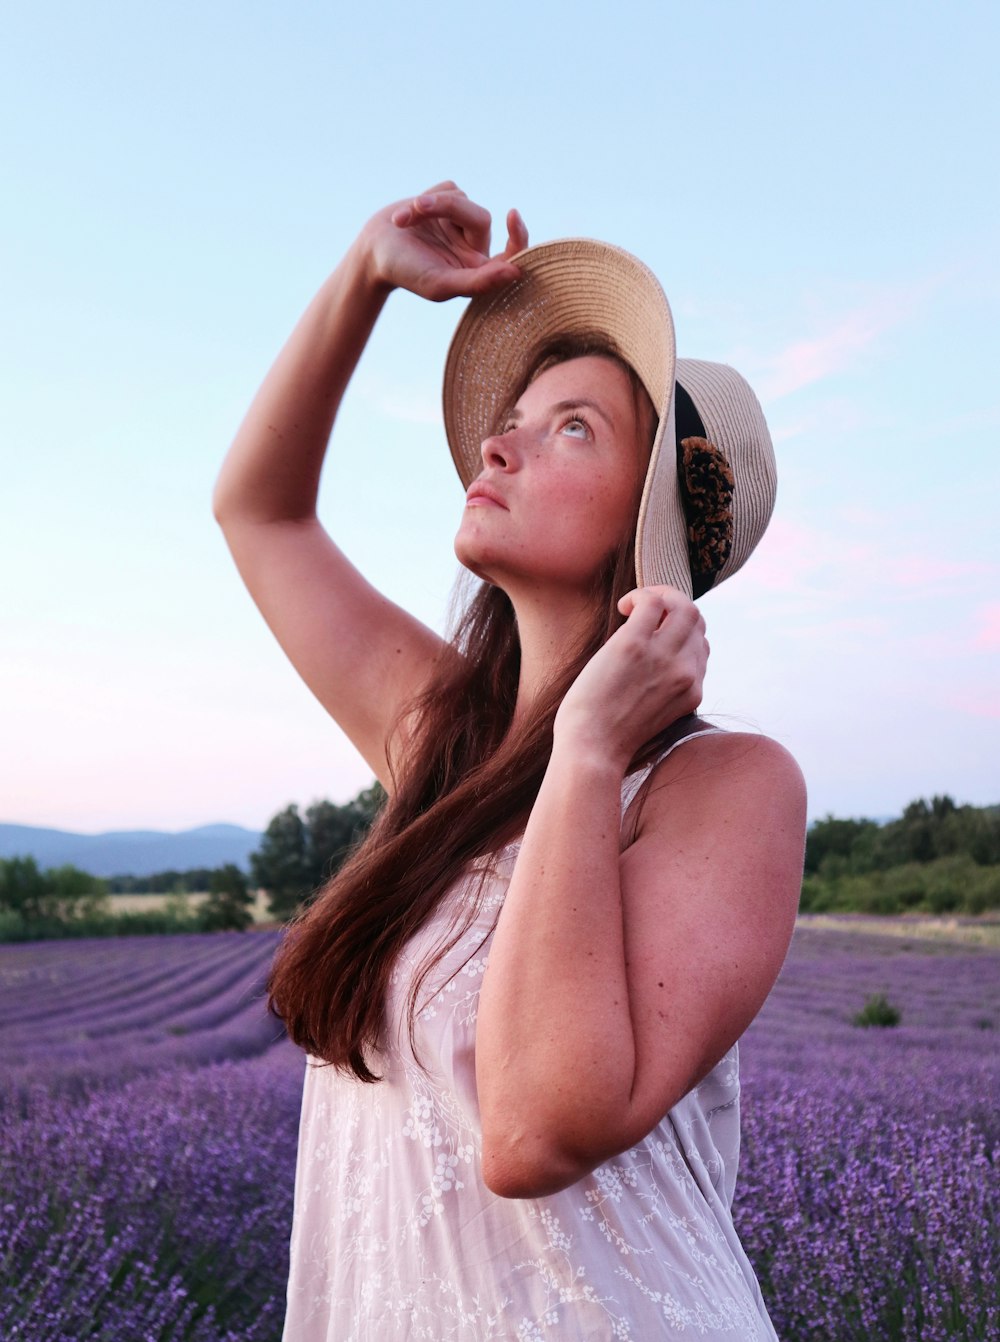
638, 730, 806, 836
652, 727, 803, 784
624, 728, 807, 932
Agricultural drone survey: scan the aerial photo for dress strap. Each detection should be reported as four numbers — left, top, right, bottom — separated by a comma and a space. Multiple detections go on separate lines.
620, 724, 726, 816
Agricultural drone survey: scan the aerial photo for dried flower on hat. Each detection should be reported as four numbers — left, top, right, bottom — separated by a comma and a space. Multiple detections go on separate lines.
678, 436, 735, 593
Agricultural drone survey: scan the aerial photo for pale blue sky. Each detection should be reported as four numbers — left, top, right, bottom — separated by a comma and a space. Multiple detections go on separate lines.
3, 0, 998, 831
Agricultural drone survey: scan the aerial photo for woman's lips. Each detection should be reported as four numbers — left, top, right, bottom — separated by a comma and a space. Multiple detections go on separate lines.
465, 482, 508, 509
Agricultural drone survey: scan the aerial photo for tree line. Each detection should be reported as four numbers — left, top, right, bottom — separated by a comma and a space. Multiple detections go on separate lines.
106, 869, 223, 894
0, 783, 385, 941
0, 857, 258, 940
803, 795, 1000, 915
246, 783, 385, 918
254, 788, 999, 918
2, 788, 997, 940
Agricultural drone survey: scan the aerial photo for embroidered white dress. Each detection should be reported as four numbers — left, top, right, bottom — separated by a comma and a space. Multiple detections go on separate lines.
283, 739, 777, 1340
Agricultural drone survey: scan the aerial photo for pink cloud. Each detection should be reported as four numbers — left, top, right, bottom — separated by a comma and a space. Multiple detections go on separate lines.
738, 517, 996, 605
737, 517, 872, 596
948, 691, 1000, 720
757, 308, 896, 402
768, 396, 869, 444
734, 519, 823, 594
972, 603, 1000, 650
757, 291, 917, 402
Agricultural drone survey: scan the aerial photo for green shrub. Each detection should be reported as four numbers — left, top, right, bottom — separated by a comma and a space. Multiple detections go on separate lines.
881, 863, 928, 910
198, 864, 254, 931
799, 855, 1000, 917
798, 875, 831, 912
851, 875, 901, 916
0, 909, 30, 940
966, 864, 1000, 914
0, 907, 203, 942
852, 993, 902, 1028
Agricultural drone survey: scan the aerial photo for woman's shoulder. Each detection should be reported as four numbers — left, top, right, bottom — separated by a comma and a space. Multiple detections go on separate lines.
651, 725, 804, 802
665, 723, 798, 765
623, 724, 805, 847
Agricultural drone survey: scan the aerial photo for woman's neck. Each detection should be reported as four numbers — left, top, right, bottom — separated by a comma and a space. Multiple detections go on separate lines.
508, 588, 597, 727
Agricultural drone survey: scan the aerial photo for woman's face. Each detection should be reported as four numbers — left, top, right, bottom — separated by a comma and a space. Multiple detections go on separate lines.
454, 355, 652, 597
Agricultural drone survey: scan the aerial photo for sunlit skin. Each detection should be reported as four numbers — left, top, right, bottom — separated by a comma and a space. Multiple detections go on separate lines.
454, 355, 647, 602
453, 354, 658, 721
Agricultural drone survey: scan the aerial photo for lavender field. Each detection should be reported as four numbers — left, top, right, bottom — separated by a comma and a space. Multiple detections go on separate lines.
2, 924, 998, 1341
737, 922, 999, 1340
1, 932, 300, 1341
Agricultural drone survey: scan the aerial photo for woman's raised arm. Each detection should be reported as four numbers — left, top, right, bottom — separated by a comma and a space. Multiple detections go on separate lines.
213, 185, 526, 789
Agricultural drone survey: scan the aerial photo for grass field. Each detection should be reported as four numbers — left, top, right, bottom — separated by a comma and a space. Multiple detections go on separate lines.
1, 920, 997, 1340
104, 889, 273, 922
799, 911, 1000, 948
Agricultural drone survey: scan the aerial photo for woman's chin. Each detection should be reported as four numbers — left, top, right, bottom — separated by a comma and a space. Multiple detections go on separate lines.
454, 534, 497, 584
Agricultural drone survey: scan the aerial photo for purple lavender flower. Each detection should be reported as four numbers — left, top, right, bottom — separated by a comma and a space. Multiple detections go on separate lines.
1, 924, 997, 1340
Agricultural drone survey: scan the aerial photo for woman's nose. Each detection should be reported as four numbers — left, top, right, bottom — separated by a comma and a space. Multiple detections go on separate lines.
480, 431, 516, 471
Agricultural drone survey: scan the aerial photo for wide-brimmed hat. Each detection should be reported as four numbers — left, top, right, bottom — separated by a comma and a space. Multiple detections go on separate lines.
442, 238, 776, 599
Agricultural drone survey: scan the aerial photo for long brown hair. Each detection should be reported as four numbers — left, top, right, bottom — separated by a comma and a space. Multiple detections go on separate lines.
267, 335, 676, 1081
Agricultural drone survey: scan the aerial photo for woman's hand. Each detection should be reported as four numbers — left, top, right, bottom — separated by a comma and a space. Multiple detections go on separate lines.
360, 181, 528, 302
554, 586, 709, 768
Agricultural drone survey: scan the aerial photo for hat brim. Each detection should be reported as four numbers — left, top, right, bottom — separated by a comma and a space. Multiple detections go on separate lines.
443, 238, 694, 595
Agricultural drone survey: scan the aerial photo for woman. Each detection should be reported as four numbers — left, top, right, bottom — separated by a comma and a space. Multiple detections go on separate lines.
214, 183, 806, 1339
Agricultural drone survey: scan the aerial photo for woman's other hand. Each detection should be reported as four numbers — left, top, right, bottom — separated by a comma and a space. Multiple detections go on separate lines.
361, 182, 528, 301
554, 586, 709, 768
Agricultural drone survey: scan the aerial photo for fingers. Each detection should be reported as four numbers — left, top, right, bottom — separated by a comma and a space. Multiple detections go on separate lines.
617, 585, 689, 626
453, 257, 524, 295
392, 188, 494, 259
391, 189, 527, 260
380, 185, 524, 302
390, 180, 463, 226
617, 586, 706, 655
498, 208, 529, 260
418, 256, 523, 302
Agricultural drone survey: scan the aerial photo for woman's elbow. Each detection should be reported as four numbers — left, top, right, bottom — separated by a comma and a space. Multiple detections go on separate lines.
480, 1133, 594, 1200
211, 473, 246, 528
211, 477, 233, 527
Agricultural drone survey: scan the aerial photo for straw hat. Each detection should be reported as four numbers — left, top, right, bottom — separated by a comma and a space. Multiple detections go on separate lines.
442, 239, 776, 599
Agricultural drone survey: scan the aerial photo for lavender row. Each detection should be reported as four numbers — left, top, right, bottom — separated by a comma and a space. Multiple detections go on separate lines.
754, 948, 999, 1034
0, 933, 278, 1061
0, 933, 275, 1029
1, 1050, 303, 1341
6, 940, 274, 1046
736, 1082, 999, 1341
2, 1002, 287, 1114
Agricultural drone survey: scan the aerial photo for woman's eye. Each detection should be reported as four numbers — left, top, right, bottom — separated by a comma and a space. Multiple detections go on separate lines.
561, 417, 589, 438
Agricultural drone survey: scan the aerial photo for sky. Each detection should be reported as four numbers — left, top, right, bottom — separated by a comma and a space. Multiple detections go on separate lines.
2, 0, 998, 834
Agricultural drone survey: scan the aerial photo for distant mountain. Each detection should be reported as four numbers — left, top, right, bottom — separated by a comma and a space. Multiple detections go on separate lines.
0, 822, 262, 877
